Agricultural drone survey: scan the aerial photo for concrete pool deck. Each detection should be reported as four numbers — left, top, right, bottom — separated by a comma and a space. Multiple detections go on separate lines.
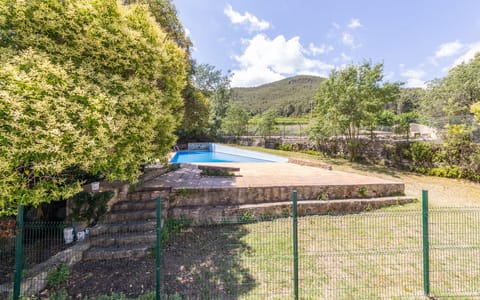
142, 162, 403, 190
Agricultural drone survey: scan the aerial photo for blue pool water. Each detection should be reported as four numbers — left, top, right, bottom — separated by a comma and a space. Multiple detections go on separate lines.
171, 150, 273, 163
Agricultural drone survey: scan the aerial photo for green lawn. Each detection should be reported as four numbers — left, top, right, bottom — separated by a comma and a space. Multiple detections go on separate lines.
166, 209, 480, 299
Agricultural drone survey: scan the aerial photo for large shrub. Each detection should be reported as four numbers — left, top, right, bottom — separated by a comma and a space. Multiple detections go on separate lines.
0, 0, 187, 216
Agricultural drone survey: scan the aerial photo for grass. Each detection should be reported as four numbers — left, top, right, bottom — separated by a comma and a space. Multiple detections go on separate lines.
156, 144, 480, 298
165, 209, 480, 299
229, 144, 480, 207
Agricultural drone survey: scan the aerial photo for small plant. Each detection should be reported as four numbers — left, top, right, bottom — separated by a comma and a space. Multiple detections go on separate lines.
48, 288, 69, 300
316, 191, 329, 201
277, 144, 294, 151
239, 211, 255, 223
47, 263, 70, 288
162, 217, 191, 245
200, 169, 234, 176
174, 188, 197, 197
67, 190, 114, 226
358, 186, 369, 198
128, 179, 144, 193
167, 163, 181, 172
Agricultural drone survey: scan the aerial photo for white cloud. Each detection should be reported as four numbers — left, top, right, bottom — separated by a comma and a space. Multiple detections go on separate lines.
308, 43, 334, 55
224, 4, 270, 32
340, 53, 352, 62
404, 78, 427, 89
231, 34, 334, 87
401, 68, 427, 88
348, 18, 363, 29
435, 41, 464, 58
452, 41, 480, 66
341, 33, 361, 48
232, 66, 285, 87
401, 69, 426, 79
332, 22, 340, 29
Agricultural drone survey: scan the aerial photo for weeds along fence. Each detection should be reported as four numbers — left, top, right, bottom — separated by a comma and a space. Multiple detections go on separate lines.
0, 219, 70, 299
2, 191, 480, 299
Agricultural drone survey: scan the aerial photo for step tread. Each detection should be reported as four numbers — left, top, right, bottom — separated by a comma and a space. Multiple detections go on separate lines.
83, 244, 153, 260
171, 196, 416, 210
91, 230, 156, 241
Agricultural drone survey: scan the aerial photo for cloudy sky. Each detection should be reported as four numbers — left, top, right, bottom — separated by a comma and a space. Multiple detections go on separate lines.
173, 0, 480, 88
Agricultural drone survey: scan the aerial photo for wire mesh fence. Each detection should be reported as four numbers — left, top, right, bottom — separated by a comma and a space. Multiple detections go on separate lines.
2, 195, 480, 299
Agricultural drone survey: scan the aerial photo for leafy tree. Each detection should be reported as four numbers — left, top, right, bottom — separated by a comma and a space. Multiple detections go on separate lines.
221, 103, 249, 138
438, 124, 474, 166
191, 63, 232, 138
421, 53, 480, 127
0, 0, 187, 216
177, 84, 211, 142
394, 112, 418, 140
310, 62, 400, 161
257, 110, 278, 139
123, 0, 192, 50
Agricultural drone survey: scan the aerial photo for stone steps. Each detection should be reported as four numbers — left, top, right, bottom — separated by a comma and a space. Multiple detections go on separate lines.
171, 184, 405, 207
83, 244, 153, 261
89, 220, 156, 237
111, 199, 158, 211
102, 209, 157, 223
168, 196, 417, 225
90, 231, 156, 247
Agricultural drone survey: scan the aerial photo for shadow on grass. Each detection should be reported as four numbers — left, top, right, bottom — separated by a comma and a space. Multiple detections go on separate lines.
162, 225, 255, 299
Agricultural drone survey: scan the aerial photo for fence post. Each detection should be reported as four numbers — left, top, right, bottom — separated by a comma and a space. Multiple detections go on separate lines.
13, 205, 24, 300
156, 196, 162, 300
422, 190, 430, 297
292, 190, 299, 300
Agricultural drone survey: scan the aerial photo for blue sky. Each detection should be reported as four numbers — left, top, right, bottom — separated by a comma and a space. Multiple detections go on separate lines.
173, 0, 480, 88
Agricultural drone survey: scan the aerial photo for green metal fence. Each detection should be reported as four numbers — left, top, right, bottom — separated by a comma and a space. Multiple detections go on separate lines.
2, 192, 480, 299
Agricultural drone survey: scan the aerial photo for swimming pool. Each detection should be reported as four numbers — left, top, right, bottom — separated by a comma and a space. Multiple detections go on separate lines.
170, 144, 288, 163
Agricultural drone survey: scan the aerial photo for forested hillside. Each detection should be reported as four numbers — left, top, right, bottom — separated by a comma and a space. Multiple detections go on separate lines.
231, 75, 324, 116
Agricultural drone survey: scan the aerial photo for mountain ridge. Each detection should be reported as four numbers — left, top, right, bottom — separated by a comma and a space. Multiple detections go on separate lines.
231, 75, 325, 116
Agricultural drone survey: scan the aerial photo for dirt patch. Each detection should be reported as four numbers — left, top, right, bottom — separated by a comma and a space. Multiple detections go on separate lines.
49, 225, 255, 299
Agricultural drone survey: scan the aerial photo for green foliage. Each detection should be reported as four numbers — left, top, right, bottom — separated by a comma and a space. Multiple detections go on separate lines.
47, 263, 70, 288
177, 83, 211, 141
0, 0, 187, 216
277, 144, 294, 151
438, 124, 474, 165
161, 216, 191, 245
191, 63, 232, 138
393, 88, 423, 114
316, 191, 329, 201
421, 53, 480, 127
49, 288, 69, 300
471, 102, 480, 123
239, 211, 255, 223
67, 190, 113, 226
393, 112, 418, 139
123, 0, 192, 50
174, 188, 197, 197
409, 142, 436, 168
276, 117, 309, 125
256, 110, 278, 138
200, 169, 234, 177
167, 163, 181, 172
310, 62, 400, 161
358, 186, 369, 198
231, 75, 324, 116
221, 103, 250, 138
